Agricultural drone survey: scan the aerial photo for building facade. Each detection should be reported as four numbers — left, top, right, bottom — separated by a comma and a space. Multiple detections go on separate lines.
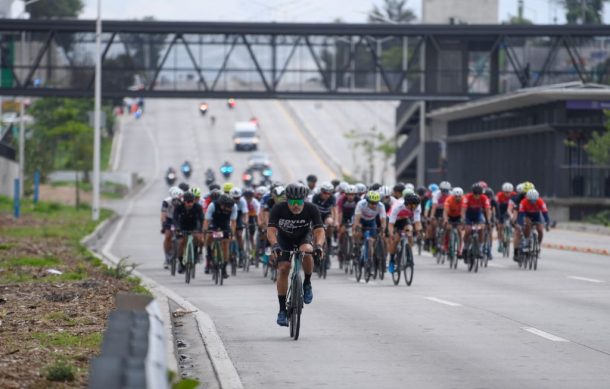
422, 0, 499, 24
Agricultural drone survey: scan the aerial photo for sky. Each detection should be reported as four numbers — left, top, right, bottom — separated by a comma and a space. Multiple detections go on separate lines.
79, 0, 610, 25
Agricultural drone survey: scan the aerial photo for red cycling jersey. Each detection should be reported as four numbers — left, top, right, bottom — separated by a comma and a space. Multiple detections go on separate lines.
444, 195, 463, 217
462, 193, 490, 210
519, 198, 548, 213
496, 191, 516, 205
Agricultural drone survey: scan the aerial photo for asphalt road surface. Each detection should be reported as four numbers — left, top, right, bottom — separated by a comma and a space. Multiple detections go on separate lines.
109, 98, 610, 389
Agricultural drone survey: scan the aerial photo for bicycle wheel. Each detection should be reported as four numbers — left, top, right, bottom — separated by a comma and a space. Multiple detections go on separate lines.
290, 273, 302, 340
404, 244, 414, 286
185, 238, 193, 284
392, 241, 403, 285
448, 229, 457, 269
376, 238, 386, 281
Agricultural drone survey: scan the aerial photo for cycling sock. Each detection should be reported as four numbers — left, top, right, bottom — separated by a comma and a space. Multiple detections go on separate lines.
390, 253, 395, 262
304, 273, 311, 285
278, 295, 287, 312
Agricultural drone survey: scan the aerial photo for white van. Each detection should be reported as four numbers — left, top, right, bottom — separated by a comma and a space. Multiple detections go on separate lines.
233, 121, 259, 151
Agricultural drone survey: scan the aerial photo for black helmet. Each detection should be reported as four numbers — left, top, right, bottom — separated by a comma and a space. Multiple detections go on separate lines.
472, 183, 483, 195
209, 183, 221, 191
209, 189, 222, 202
484, 188, 495, 198
404, 193, 421, 205
393, 183, 405, 193
218, 194, 235, 208
416, 186, 427, 197
243, 189, 254, 197
178, 182, 190, 191
370, 183, 381, 191
331, 179, 340, 188
182, 191, 195, 203
285, 183, 309, 200
306, 174, 317, 183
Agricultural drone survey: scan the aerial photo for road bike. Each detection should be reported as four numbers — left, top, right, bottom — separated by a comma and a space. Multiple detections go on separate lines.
168, 225, 179, 276
518, 228, 540, 271
447, 222, 461, 270
465, 225, 481, 273
338, 222, 354, 274
392, 230, 414, 286
181, 231, 198, 284
373, 233, 387, 280
229, 237, 239, 276
208, 230, 227, 286
356, 227, 377, 283
284, 249, 315, 341
500, 218, 512, 258
480, 223, 493, 268
435, 222, 446, 265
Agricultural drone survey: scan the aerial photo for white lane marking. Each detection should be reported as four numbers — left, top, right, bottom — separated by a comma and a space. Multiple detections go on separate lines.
487, 262, 507, 268
522, 327, 569, 342
425, 297, 462, 307
567, 276, 605, 283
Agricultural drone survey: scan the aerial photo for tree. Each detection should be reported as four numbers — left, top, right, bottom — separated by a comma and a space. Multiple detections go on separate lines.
505, 0, 534, 24
555, 0, 608, 24
345, 127, 396, 183
585, 113, 610, 165
26, 0, 83, 19
368, 0, 416, 24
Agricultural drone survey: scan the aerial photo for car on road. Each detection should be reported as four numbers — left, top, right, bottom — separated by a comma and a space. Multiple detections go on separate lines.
233, 121, 259, 151
247, 152, 271, 169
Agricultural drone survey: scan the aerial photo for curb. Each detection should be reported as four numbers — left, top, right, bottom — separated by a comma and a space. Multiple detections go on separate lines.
542, 242, 610, 257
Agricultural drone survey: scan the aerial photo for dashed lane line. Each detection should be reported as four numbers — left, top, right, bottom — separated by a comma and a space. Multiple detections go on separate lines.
522, 327, 570, 342
425, 297, 462, 307
567, 276, 605, 283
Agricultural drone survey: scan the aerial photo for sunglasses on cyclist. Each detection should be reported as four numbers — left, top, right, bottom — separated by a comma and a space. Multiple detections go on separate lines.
184, 200, 194, 205
368, 201, 379, 206
287, 199, 304, 206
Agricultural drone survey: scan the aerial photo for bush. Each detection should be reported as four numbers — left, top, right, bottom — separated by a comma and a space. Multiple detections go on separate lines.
586, 210, 610, 227
45, 360, 75, 382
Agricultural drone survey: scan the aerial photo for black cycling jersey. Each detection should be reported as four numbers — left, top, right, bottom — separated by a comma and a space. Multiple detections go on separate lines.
268, 202, 323, 241
311, 193, 336, 217
209, 201, 234, 230
173, 203, 204, 231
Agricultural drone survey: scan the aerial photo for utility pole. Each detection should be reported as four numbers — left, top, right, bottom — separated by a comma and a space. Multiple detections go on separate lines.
581, 0, 587, 24
92, 0, 102, 220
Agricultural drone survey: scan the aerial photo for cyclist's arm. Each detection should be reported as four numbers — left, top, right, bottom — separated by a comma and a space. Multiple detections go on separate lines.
230, 220, 237, 236
313, 226, 325, 247
266, 226, 278, 246
378, 203, 387, 230
388, 222, 395, 236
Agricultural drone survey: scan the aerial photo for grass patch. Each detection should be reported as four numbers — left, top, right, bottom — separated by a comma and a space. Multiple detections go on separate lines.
45, 360, 76, 382
101, 135, 112, 171
32, 331, 102, 349
0, 272, 32, 284
127, 276, 152, 296
0, 243, 14, 250
42, 311, 78, 326
3, 256, 60, 268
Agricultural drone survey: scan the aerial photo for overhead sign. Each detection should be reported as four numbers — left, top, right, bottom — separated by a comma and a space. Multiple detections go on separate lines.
566, 100, 610, 110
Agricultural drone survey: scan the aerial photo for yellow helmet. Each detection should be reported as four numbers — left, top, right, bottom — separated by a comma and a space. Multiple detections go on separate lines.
222, 182, 234, 193
366, 190, 381, 203
522, 181, 535, 193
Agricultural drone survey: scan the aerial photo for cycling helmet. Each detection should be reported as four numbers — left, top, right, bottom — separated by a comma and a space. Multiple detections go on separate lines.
331, 179, 340, 188
306, 174, 317, 183
273, 185, 286, 197
393, 183, 406, 193
355, 183, 367, 194
502, 182, 514, 193
218, 194, 235, 208
230, 187, 242, 198
405, 183, 415, 192
337, 182, 349, 193
178, 182, 189, 192
320, 182, 334, 193
243, 189, 254, 198
182, 192, 195, 203
526, 189, 539, 201
378, 185, 392, 197
452, 187, 464, 197
402, 188, 415, 197
471, 183, 483, 195
416, 186, 427, 197
516, 183, 525, 194
345, 185, 357, 194
428, 183, 439, 192
522, 181, 535, 193
209, 189, 222, 202
255, 186, 268, 196
285, 183, 309, 200
366, 191, 381, 203
404, 193, 421, 206
190, 186, 202, 198
169, 186, 182, 200
222, 182, 234, 193
209, 183, 221, 191
439, 181, 452, 191
478, 181, 488, 189
484, 188, 495, 198
369, 183, 381, 191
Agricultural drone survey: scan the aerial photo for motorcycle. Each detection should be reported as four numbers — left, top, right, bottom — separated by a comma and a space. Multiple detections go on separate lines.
199, 102, 208, 115
220, 162, 234, 179
227, 98, 236, 109
242, 170, 254, 188
181, 161, 192, 178
205, 169, 216, 188
165, 168, 177, 186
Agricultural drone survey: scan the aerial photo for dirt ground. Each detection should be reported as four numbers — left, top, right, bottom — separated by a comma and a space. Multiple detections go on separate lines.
37, 185, 92, 206
0, 211, 134, 388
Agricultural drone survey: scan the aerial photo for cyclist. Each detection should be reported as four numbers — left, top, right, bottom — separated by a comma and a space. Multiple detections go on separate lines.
173, 192, 204, 273
267, 183, 325, 327
336, 184, 359, 265
462, 183, 491, 260
388, 192, 421, 273
509, 182, 533, 259
352, 191, 387, 265
311, 182, 338, 268
429, 181, 452, 254
178, 182, 190, 192
204, 194, 237, 279
443, 187, 464, 257
306, 174, 317, 201
161, 186, 183, 269
230, 187, 248, 266
355, 183, 368, 200
496, 182, 516, 252
254, 185, 268, 202
423, 183, 439, 250
244, 189, 260, 254
391, 183, 405, 201
515, 189, 550, 261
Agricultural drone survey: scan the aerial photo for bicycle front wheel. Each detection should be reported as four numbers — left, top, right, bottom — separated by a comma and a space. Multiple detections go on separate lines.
392, 242, 403, 286
290, 274, 303, 340
404, 244, 414, 286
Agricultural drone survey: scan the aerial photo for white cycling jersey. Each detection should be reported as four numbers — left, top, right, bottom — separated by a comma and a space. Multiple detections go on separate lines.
389, 203, 421, 224
355, 199, 386, 221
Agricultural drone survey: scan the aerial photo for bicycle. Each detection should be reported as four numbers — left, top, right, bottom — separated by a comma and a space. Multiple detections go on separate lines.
338, 222, 354, 274
229, 237, 239, 277
480, 223, 493, 268
355, 227, 377, 283
208, 230, 227, 286
518, 228, 540, 271
168, 225, 179, 276
500, 218, 512, 258
447, 222, 461, 270
373, 234, 387, 280
392, 230, 414, 286
181, 231, 198, 284
434, 222, 446, 265
415, 230, 423, 257
243, 224, 256, 273
284, 249, 317, 341
465, 225, 481, 273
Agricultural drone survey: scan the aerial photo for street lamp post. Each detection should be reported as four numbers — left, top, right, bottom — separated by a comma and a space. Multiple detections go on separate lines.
92, 0, 102, 220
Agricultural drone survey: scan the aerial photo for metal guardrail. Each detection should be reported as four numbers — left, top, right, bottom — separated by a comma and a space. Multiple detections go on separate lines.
89, 293, 169, 389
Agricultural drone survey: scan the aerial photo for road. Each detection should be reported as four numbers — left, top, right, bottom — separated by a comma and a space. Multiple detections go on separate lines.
109, 98, 610, 389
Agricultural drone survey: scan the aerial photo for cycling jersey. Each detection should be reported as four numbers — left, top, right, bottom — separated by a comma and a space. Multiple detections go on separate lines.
268, 202, 323, 240
311, 193, 336, 218
246, 198, 260, 217
355, 199, 386, 221
173, 203, 204, 231
389, 203, 421, 224
444, 195, 463, 218
337, 194, 358, 222
518, 198, 550, 226
496, 191, 515, 205
161, 196, 177, 218
382, 197, 397, 217
462, 194, 491, 211
205, 202, 238, 230
432, 191, 450, 209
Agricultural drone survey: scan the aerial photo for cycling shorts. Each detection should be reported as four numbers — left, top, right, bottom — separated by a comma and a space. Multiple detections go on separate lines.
361, 218, 378, 238
447, 215, 462, 225
162, 217, 174, 231
209, 225, 231, 238
464, 210, 485, 225
341, 214, 354, 225
434, 208, 444, 219
524, 212, 543, 224
394, 218, 412, 232
277, 233, 313, 263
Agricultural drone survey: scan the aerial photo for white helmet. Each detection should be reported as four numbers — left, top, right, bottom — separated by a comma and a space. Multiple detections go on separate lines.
320, 182, 334, 193
516, 183, 525, 194
452, 187, 464, 197
402, 188, 415, 196
526, 189, 539, 201
345, 185, 357, 194
502, 182, 514, 192
378, 185, 392, 197
337, 182, 349, 193
229, 187, 242, 198
169, 186, 183, 199
355, 183, 367, 194
405, 183, 415, 192
439, 181, 452, 191
255, 186, 268, 196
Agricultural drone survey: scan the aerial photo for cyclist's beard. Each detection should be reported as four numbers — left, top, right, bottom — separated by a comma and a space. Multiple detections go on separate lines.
289, 205, 304, 214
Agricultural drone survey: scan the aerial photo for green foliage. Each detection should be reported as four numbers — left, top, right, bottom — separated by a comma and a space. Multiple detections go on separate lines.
4, 256, 60, 268
168, 370, 200, 389
45, 360, 76, 382
368, 0, 416, 23
584, 119, 610, 165
555, 0, 608, 24
104, 257, 138, 280
345, 127, 396, 183
586, 210, 610, 226
34, 332, 101, 348
27, 0, 83, 19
